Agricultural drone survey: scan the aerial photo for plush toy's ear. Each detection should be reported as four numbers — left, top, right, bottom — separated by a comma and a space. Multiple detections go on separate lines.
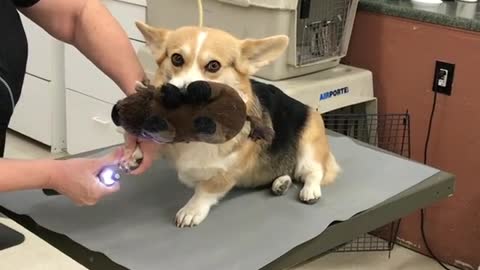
156, 84, 183, 109
185, 81, 212, 104
237, 35, 289, 75
135, 21, 170, 60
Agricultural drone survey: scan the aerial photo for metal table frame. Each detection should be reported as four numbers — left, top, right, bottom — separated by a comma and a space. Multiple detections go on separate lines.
0, 141, 455, 270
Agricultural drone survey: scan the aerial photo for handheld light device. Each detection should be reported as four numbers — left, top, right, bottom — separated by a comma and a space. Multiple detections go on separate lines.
42, 161, 137, 196
97, 164, 123, 187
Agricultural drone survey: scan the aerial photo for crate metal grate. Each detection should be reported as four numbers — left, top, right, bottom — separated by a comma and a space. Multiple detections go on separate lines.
323, 113, 411, 158
322, 111, 411, 254
296, 0, 353, 66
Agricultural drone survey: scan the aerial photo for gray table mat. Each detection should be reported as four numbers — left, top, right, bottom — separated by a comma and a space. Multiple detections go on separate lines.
0, 134, 439, 270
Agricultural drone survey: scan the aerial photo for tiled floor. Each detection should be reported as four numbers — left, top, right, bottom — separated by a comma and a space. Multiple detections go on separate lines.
4, 131, 66, 160
4, 130, 456, 270
293, 248, 454, 270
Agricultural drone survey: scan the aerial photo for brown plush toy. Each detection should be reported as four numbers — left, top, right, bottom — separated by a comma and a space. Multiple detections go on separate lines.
111, 80, 273, 144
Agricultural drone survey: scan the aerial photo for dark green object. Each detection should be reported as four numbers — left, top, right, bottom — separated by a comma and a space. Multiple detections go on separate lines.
0, 217, 25, 251
359, 0, 480, 32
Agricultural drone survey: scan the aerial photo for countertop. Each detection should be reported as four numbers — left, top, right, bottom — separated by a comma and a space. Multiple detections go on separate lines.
358, 0, 480, 32
0, 214, 86, 270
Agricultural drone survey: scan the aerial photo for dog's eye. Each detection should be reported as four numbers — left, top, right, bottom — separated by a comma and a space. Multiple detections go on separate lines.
171, 53, 184, 67
205, 60, 221, 73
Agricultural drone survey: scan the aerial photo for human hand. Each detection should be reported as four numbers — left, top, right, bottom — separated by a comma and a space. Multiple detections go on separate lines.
48, 148, 124, 206
122, 133, 163, 175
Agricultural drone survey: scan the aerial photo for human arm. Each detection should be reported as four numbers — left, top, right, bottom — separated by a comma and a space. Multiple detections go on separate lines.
18, 0, 144, 96
0, 159, 55, 192
0, 149, 122, 205
18, 0, 162, 173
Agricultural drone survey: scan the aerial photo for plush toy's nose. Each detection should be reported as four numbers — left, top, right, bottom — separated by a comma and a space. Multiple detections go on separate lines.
193, 117, 216, 134
111, 104, 120, 126
143, 116, 169, 132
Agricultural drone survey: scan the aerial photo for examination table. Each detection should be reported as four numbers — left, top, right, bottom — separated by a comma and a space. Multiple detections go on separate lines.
0, 131, 455, 270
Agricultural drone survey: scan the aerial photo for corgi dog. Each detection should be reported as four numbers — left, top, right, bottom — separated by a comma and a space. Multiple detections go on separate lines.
119, 21, 340, 228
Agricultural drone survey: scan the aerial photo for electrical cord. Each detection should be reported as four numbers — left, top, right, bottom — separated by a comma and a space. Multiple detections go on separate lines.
422, 91, 451, 270
197, 0, 204, 27
424, 91, 437, 165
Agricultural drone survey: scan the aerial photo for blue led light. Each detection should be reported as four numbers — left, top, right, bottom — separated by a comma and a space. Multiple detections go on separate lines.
97, 165, 121, 187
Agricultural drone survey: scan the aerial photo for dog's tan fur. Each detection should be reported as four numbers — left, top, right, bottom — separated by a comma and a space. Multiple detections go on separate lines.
134, 22, 340, 227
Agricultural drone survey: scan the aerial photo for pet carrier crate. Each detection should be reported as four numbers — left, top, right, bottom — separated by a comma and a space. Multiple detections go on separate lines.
144, 0, 359, 81
323, 109, 411, 254
137, 0, 376, 117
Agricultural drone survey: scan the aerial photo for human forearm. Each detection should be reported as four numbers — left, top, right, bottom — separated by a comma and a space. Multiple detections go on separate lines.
0, 149, 122, 205
20, 0, 145, 95
0, 159, 55, 192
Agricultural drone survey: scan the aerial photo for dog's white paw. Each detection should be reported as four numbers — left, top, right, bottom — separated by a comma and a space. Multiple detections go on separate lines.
299, 184, 321, 204
120, 146, 143, 172
134, 80, 148, 90
271, 175, 292, 196
175, 203, 210, 228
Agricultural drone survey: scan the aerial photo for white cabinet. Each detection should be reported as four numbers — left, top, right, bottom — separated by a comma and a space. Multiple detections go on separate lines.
102, 0, 147, 42
65, 40, 145, 105
66, 91, 124, 154
21, 14, 55, 80
9, 75, 53, 146
9, 14, 66, 153
8, 0, 148, 155
65, 0, 147, 154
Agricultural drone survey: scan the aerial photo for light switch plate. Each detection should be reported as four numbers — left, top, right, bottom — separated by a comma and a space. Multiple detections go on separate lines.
433, 61, 455, 96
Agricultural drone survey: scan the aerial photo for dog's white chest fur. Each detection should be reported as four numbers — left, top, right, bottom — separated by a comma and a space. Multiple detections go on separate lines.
166, 140, 240, 186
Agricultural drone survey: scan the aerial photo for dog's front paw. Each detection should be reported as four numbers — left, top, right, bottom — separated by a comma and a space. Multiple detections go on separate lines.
175, 203, 210, 228
134, 79, 148, 91
120, 146, 143, 172
299, 184, 321, 204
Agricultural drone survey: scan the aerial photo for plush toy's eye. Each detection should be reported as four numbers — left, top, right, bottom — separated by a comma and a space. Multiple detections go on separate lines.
171, 53, 184, 67
205, 60, 221, 73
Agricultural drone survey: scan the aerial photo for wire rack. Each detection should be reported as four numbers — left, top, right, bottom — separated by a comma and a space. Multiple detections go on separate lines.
322, 110, 411, 254
296, 0, 353, 66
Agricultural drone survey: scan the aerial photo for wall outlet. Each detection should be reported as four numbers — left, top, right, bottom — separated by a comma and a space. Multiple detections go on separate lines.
433, 61, 455, 95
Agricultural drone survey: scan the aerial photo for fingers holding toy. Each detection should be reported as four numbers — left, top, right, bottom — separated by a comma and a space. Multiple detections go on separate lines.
123, 134, 162, 175
48, 148, 123, 206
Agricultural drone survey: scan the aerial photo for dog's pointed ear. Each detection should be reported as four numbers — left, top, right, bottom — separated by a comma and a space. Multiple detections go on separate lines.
237, 35, 289, 74
135, 21, 170, 59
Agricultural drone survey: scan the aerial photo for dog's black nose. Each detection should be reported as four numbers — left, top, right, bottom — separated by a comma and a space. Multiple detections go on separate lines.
185, 81, 211, 104
143, 116, 169, 132
111, 104, 120, 126
193, 117, 216, 134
